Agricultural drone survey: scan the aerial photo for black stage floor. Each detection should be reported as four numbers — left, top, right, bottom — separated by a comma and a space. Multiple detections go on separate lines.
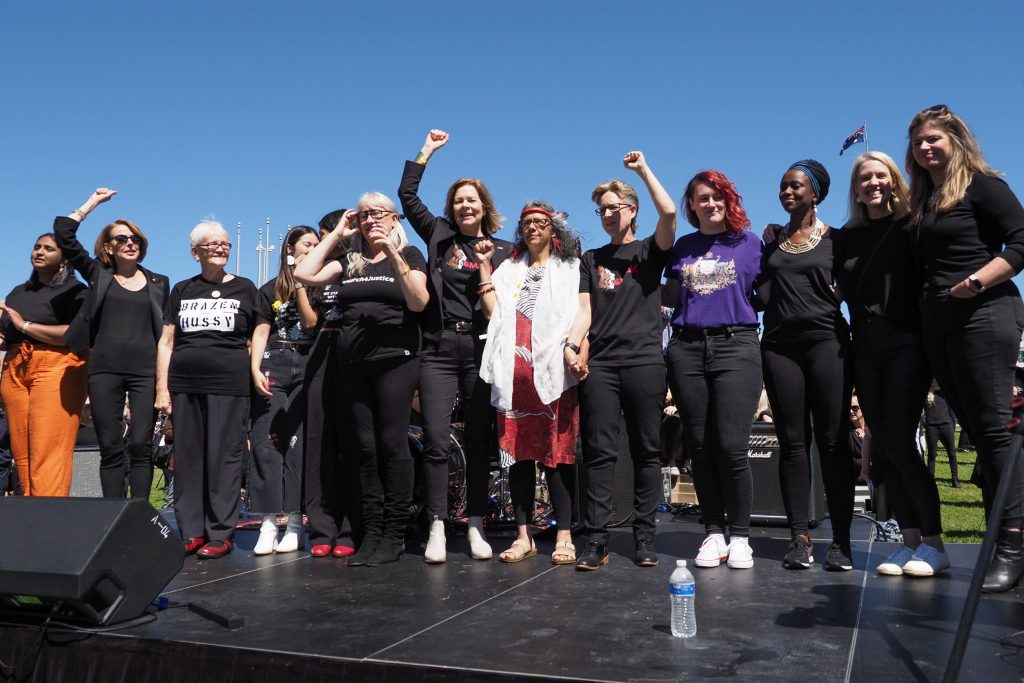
2, 512, 1023, 682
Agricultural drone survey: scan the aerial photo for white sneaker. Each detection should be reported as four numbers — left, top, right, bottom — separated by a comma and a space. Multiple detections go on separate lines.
902, 543, 950, 577
877, 545, 916, 576
467, 516, 493, 560
694, 534, 728, 568
254, 517, 278, 556
275, 524, 303, 553
726, 537, 754, 569
424, 518, 447, 564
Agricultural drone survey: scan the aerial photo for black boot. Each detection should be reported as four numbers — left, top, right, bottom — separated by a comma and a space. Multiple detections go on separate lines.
982, 528, 1024, 593
367, 537, 405, 565
347, 534, 382, 566
367, 458, 413, 566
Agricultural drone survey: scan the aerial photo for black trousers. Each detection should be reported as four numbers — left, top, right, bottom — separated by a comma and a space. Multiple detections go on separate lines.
171, 392, 248, 541
921, 287, 1024, 526
89, 372, 156, 499
303, 329, 358, 547
666, 329, 761, 537
580, 363, 665, 545
509, 461, 575, 528
419, 331, 495, 519
762, 336, 854, 540
925, 423, 959, 479
339, 354, 420, 543
249, 346, 309, 515
852, 317, 941, 536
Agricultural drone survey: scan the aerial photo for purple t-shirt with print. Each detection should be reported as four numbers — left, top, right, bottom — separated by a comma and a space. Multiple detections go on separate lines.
664, 229, 762, 329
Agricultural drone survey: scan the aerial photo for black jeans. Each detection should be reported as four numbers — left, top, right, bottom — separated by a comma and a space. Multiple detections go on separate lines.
921, 286, 1024, 527
666, 328, 761, 537
852, 317, 941, 536
509, 461, 575, 528
762, 336, 854, 541
419, 331, 495, 519
303, 329, 358, 547
925, 424, 959, 479
339, 354, 420, 544
580, 363, 665, 545
249, 345, 309, 515
172, 392, 248, 542
89, 372, 156, 499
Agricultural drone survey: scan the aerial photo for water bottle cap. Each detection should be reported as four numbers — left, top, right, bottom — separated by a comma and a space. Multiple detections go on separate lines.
676, 559, 687, 568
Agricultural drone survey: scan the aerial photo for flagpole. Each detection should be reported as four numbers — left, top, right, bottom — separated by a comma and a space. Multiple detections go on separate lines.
863, 120, 869, 153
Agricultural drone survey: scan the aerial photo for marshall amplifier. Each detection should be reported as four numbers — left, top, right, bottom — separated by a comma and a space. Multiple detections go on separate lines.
748, 422, 826, 527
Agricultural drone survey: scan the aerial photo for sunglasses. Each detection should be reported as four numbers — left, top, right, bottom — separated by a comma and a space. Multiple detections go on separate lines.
111, 234, 144, 246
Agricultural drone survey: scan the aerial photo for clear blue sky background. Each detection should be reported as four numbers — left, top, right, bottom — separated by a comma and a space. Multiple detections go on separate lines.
3, 1, 1023, 299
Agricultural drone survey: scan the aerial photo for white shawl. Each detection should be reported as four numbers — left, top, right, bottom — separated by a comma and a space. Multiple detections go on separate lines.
480, 255, 580, 411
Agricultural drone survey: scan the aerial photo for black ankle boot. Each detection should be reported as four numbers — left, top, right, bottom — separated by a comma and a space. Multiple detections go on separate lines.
367, 538, 405, 566
982, 528, 1024, 593
347, 535, 382, 567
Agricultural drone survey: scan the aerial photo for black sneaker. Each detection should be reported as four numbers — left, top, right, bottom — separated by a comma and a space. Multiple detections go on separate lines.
634, 539, 658, 567
575, 542, 609, 571
825, 541, 853, 571
782, 536, 813, 570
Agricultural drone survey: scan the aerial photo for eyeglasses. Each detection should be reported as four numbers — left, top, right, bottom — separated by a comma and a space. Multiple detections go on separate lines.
519, 218, 551, 229
198, 242, 232, 252
850, 405, 861, 413
594, 203, 633, 216
111, 234, 144, 246
357, 209, 394, 222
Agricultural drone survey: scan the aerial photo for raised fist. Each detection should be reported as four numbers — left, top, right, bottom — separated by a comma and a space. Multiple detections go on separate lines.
623, 151, 647, 173
423, 129, 450, 153
472, 239, 495, 263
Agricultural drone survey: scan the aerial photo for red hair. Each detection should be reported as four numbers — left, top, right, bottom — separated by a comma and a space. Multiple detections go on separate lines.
683, 170, 751, 234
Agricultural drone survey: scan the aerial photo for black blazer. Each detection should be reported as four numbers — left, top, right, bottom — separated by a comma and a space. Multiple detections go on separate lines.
54, 216, 170, 356
398, 160, 513, 343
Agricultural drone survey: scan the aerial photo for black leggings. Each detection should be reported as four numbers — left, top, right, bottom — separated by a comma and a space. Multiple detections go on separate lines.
762, 336, 853, 541
509, 461, 574, 528
852, 318, 941, 537
666, 328, 761, 537
89, 372, 156, 499
339, 354, 420, 543
925, 424, 959, 480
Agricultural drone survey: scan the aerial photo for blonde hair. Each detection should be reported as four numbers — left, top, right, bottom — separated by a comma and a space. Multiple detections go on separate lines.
344, 192, 409, 277
905, 105, 1000, 224
591, 179, 639, 232
846, 152, 911, 227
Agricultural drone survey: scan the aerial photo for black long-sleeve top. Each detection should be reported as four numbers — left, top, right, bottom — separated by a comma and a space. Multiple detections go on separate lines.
398, 160, 513, 345
835, 214, 920, 330
918, 174, 1024, 287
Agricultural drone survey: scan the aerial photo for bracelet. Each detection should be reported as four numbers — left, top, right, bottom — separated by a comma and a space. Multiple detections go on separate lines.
563, 341, 580, 354
396, 267, 411, 277
294, 283, 305, 289
414, 152, 430, 165
71, 209, 86, 220
477, 283, 495, 295
21, 321, 31, 335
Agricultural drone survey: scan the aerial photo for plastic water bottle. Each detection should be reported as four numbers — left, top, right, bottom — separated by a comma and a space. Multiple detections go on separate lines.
670, 559, 696, 638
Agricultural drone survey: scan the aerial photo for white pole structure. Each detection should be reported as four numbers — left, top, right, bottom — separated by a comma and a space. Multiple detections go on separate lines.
256, 227, 265, 286
235, 222, 241, 275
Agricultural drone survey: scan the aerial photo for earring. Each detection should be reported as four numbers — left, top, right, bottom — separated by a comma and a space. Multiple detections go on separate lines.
286, 254, 295, 266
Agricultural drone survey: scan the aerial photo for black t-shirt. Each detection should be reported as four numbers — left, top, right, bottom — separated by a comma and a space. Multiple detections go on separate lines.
923, 390, 953, 426
580, 234, 670, 366
257, 279, 317, 342
918, 174, 1024, 287
333, 247, 427, 362
1, 279, 86, 345
441, 234, 489, 323
835, 215, 920, 330
91, 283, 156, 375
759, 228, 849, 344
164, 275, 258, 396
310, 281, 343, 328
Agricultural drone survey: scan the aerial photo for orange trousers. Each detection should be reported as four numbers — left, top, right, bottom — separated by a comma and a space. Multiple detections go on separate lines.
1, 342, 88, 496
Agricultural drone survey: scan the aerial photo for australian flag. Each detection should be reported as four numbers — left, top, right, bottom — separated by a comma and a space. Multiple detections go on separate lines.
840, 125, 866, 156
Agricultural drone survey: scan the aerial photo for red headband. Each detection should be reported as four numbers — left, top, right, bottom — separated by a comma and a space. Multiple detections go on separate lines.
519, 207, 554, 219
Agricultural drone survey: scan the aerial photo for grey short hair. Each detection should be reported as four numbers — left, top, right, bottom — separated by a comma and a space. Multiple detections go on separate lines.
189, 219, 228, 248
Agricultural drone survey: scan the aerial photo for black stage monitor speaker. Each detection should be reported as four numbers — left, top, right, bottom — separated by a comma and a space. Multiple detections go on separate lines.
0, 497, 184, 625
747, 423, 826, 527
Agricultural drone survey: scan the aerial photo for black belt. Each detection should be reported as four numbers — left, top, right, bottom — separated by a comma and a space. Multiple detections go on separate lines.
269, 339, 315, 350
444, 320, 475, 333
671, 324, 758, 340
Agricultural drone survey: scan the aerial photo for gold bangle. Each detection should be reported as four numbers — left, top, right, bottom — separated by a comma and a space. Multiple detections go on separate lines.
414, 152, 430, 165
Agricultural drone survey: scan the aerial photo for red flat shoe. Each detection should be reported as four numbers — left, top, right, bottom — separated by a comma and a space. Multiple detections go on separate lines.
184, 537, 205, 555
332, 544, 356, 558
310, 544, 332, 557
196, 539, 233, 559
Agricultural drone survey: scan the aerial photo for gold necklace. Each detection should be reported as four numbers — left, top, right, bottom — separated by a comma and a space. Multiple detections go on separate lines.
779, 219, 825, 255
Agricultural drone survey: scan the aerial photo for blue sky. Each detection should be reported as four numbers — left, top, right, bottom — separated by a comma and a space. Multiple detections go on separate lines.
3, 1, 1024, 298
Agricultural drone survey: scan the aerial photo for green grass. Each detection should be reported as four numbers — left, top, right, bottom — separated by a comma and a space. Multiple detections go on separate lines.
148, 469, 168, 509
932, 439, 984, 544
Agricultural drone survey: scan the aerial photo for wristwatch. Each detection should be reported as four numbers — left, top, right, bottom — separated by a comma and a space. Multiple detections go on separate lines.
563, 341, 580, 354
967, 275, 985, 293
